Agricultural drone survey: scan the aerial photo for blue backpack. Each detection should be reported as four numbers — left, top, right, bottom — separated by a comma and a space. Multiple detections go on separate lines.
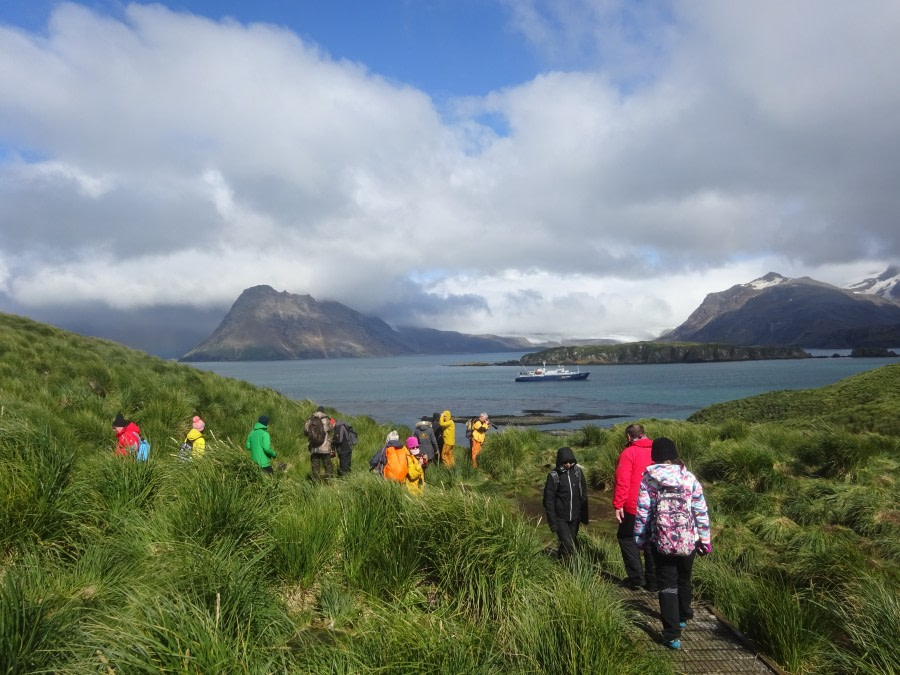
136, 436, 151, 462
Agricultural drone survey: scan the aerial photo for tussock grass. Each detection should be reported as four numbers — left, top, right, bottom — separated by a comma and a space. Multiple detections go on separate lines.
2, 311, 899, 674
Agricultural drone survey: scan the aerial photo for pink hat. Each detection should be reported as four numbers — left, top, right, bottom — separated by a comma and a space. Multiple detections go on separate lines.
192, 416, 205, 431
406, 436, 419, 448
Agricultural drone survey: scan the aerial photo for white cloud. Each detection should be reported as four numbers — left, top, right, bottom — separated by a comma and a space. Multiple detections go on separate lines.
0, 1, 898, 346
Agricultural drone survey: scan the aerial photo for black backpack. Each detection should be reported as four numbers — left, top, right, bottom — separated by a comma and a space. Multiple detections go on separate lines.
333, 422, 359, 449
306, 415, 326, 447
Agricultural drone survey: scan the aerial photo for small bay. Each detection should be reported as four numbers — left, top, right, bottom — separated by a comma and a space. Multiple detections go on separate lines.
189, 351, 898, 430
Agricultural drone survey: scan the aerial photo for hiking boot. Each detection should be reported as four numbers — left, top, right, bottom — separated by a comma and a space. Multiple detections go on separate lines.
664, 639, 681, 650
643, 584, 658, 594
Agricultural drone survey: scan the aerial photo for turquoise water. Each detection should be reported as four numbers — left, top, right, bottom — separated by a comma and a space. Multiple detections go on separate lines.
189, 353, 897, 430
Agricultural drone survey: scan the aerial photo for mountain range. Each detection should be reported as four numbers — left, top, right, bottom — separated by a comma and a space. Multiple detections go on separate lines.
661, 268, 900, 348
181, 285, 543, 361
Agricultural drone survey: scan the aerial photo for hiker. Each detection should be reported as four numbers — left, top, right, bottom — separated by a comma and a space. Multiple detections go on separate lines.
332, 419, 356, 476
179, 416, 206, 461
112, 413, 141, 458
370, 430, 400, 474
431, 412, 444, 464
382, 433, 408, 483
470, 412, 490, 468
613, 423, 657, 592
543, 446, 589, 559
439, 409, 456, 467
305, 405, 334, 481
414, 416, 439, 467
405, 436, 425, 496
246, 415, 276, 474
634, 437, 712, 651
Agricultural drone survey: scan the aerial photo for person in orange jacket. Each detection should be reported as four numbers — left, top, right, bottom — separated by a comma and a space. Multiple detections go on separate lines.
383, 434, 408, 482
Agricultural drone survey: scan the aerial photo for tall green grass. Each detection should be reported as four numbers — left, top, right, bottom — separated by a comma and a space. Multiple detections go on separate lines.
2, 312, 899, 674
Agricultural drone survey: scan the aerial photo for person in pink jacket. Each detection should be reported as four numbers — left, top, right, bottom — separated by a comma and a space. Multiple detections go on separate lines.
612, 423, 657, 591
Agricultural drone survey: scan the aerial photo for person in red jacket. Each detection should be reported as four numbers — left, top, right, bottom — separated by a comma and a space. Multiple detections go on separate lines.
612, 423, 657, 591
112, 413, 141, 458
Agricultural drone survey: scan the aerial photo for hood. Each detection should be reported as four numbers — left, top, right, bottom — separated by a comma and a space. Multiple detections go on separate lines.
253, 422, 268, 431
628, 437, 653, 450
118, 422, 140, 438
646, 463, 686, 487
555, 446, 577, 468
187, 428, 204, 441
387, 440, 403, 449
415, 420, 431, 429
440, 410, 452, 422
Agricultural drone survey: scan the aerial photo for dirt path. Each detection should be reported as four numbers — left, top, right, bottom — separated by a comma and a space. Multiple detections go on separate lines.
619, 584, 784, 674
511, 491, 784, 674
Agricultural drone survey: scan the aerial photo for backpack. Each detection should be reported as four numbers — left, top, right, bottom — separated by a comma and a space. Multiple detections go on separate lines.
369, 445, 388, 474
178, 434, 200, 461
333, 423, 359, 450
305, 415, 326, 447
136, 436, 151, 462
383, 444, 409, 482
652, 483, 695, 556
464, 418, 474, 440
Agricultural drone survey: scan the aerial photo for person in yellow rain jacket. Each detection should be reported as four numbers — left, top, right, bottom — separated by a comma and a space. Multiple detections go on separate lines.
182, 416, 207, 460
405, 436, 425, 496
439, 410, 456, 467
471, 412, 490, 468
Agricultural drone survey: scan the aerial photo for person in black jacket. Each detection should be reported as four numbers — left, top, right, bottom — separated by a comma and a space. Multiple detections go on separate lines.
543, 446, 589, 559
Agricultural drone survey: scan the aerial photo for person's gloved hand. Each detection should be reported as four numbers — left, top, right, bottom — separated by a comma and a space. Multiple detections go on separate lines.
696, 542, 712, 556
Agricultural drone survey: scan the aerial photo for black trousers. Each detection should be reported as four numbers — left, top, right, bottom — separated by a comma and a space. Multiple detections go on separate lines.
652, 548, 695, 641
337, 450, 352, 476
553, 518, 581, 559
618, 512, 657, 588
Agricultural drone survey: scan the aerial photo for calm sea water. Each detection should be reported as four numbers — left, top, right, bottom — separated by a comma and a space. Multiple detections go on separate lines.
188, 352, 898, 430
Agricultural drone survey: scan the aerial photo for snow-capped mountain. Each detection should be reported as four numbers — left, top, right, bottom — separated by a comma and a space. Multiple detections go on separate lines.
660, 271, 900, 348
846, 266, 900, 305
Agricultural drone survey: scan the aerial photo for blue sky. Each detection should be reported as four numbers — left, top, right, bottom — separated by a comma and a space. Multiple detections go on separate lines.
1, 0, 541, 97
0, 1, 898, 356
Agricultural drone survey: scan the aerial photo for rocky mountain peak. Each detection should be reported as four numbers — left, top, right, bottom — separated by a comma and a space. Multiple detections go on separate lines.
846, 266, 900, 305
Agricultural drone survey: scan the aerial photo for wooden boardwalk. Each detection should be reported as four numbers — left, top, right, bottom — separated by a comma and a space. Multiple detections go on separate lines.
619, 585, 785, 675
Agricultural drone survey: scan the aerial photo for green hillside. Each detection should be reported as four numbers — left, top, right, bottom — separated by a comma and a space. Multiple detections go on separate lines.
2, 311, 898, 674
0, 312, 666, 673
689, 362, 900, 435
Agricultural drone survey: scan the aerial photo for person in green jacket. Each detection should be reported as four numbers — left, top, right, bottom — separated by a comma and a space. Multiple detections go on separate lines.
246, 415, 276, 474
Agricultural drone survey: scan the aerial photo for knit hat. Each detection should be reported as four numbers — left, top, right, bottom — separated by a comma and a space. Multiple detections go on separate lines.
112, 413, 128, 428
651, 437, 678, 463
192, 416, 205, 431
258, 415, 269, 426
406, 436, 419, 448
317, 405, 326, 413
386, 430, 400, 443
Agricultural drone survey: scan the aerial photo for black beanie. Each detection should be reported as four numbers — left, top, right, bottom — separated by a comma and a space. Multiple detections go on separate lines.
112, 413, 128, 428
258, 415, 269, 426
651, 437, 678, 463
316, 406, 325, 413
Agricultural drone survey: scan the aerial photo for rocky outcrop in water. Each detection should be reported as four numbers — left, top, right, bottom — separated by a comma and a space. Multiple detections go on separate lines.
522, 342, 809, 365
